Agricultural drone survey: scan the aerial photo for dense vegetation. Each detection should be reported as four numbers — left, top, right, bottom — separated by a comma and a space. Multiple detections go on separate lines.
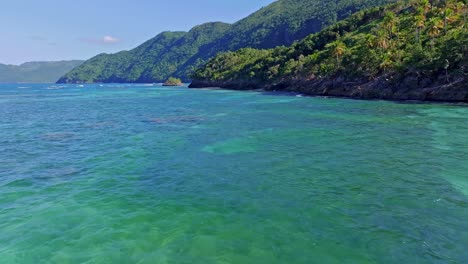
0, 61, 83, 83
192, 0, 467, 100
57, 0, 396, 84
57, 23, 229, 83
163, 77, 183, 86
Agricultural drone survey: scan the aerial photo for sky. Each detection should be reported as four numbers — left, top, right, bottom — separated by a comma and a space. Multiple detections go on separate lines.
0, 0, 275, 65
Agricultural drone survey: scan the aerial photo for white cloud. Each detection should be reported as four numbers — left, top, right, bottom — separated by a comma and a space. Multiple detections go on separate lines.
102, 35, 120, 44
80, 35, 121, 45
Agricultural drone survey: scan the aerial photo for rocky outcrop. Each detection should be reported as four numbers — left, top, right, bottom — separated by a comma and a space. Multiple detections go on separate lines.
189, 74, 468, 102
189, 80, 263, 90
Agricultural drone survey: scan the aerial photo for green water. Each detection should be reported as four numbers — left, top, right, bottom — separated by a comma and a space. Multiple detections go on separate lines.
1, 84, 467, 263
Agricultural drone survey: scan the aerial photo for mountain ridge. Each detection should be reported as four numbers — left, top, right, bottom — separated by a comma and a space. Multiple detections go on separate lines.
0, 60, 83, 83
57, 0, 396, 84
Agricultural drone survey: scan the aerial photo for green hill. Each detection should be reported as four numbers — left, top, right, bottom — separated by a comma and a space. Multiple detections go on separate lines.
57, 0, 396, 84
57, 23, 230, 83
191, 0, 468, 102
0, 60, 83, 83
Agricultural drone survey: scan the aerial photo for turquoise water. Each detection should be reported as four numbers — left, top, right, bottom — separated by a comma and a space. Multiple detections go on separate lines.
1, 84, 468, 263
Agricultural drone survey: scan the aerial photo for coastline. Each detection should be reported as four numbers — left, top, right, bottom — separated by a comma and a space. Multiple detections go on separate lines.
189, 75, 468, 103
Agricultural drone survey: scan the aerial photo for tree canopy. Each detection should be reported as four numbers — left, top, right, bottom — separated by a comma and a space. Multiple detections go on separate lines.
192, 0, 467, 91
57, 0, 397, 84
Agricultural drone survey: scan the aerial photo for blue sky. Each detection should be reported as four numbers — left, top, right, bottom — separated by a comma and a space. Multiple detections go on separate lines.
0, 0, 275, 65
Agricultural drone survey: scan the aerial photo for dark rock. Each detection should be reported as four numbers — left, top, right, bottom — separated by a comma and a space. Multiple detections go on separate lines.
190, 73, 468, 102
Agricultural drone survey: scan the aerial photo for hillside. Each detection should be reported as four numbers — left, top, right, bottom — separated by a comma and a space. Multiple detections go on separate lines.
57, 0, 396, 84
0, 60, 83, 83
191, 0, 468, 102
57, 23, 230, 83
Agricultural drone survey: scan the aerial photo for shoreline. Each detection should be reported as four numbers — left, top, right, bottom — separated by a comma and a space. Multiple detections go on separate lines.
193, 86, 468, 106
189, 75, 468, 104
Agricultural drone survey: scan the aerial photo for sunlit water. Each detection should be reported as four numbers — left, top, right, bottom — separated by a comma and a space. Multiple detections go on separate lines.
1, 84, 467, 263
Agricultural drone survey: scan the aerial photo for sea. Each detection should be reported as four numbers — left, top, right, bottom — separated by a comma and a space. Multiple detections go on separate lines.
1, 83, 467, 263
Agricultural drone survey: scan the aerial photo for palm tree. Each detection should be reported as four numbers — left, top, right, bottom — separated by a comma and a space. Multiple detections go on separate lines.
330, 41, 347, 68
420, 0, 432, 15
428, 17, 443, 36
383, 12, 398, 38
414, 15, 426, 42
442, 7, 456, 34
366, 35, 376, 49
375, 30, 389, 50
428, 17, 443, 49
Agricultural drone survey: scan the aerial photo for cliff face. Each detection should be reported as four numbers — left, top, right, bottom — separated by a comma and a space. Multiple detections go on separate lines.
189, 74, 468, 102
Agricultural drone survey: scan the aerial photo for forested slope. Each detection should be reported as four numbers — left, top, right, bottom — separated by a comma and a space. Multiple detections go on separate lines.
191, 0, 468, 102
57, 0, 396, 83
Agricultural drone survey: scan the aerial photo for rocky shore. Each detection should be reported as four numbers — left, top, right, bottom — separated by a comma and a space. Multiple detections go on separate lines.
190, 74, 468, 102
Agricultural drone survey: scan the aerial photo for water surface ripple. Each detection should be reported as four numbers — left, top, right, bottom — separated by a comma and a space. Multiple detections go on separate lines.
0, 84, 467, 263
